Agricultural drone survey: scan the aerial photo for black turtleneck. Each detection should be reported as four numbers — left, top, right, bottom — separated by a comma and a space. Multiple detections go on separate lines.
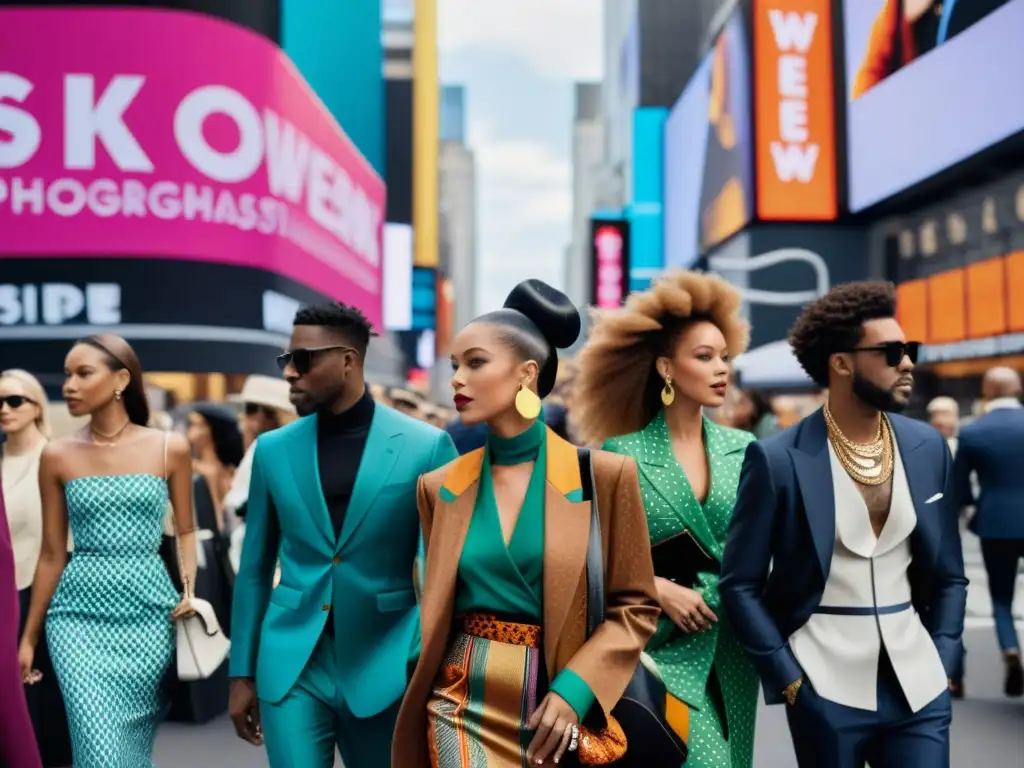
318, 387, 375, 638
318, 387, 376, 540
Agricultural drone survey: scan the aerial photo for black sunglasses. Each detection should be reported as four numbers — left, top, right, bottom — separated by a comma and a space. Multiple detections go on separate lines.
276, 345, 353, 375
848, 341, 921, 367
0, 395, 35, 410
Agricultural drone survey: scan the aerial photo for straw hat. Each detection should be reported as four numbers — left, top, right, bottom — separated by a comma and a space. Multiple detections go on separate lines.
228, 375, 295, 414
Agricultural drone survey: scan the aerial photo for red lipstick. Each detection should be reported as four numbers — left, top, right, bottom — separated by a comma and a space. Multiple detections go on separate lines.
454, 394, 473, 410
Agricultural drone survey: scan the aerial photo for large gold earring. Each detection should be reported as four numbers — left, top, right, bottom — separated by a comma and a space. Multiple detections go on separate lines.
515, 385, 542, 419
660, 376, 675, 407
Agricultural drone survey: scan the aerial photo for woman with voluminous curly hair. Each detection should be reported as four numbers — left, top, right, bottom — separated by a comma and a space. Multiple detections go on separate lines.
574, 270, 761, 767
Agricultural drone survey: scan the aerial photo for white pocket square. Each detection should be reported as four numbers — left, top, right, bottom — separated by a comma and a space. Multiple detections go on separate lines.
925, 493, 943, 504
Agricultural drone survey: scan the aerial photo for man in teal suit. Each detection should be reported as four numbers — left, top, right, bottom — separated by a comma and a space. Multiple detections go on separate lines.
228, 302, 458, 768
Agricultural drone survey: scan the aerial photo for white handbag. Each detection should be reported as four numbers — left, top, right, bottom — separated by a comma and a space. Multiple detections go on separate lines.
165, 452, 232, 681
176, 597, 231, 681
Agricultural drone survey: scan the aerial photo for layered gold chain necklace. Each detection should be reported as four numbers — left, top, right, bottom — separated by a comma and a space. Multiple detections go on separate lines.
823, 403, 894, 486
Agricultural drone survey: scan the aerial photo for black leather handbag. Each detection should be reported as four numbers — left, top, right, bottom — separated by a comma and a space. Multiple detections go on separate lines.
651, 529, 718, 588
578, 448, 688, 767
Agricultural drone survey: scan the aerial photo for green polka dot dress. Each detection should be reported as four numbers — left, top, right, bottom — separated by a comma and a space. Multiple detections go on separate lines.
604, 412, 759, 768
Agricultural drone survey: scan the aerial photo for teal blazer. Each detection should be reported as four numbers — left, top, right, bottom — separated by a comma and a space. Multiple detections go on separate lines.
229, 404, 458, 718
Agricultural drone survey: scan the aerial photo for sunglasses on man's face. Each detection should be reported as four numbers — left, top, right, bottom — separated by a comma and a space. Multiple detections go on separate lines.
0, 395, 35, 410
848, 341, 921, 367
276, 345, 353, 375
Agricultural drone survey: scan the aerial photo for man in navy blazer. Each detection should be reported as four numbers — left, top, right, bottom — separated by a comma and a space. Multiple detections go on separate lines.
720, 282, 966, 767
952, 366, 1024, 697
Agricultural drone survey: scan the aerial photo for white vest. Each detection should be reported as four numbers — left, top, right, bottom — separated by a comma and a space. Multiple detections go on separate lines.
788, 439, 948, 712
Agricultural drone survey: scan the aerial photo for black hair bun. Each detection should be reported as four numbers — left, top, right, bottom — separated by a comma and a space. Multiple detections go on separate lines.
503, 280, 581, 350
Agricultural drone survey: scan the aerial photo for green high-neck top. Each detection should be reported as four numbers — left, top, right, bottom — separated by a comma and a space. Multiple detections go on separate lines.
456, 418, 547, 619
453, 419, 594, 720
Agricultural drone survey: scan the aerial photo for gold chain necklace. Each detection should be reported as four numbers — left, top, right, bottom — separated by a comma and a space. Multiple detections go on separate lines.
90, 419, 131, 446
824, 404, 894, 486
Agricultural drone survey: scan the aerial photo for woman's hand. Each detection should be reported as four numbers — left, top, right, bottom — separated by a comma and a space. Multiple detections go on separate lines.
170, 596, 196, 620
18, 639, 41, 685
655, 576, 717, 633
526, 692, 579, 765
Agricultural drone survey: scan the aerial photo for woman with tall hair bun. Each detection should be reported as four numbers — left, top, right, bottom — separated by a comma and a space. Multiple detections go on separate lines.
573, 271, 761, 767
392, 280, 660, 768
16, 334, 198, 766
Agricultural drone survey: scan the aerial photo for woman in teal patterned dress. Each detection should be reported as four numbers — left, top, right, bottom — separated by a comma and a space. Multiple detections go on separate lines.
17, 334, 197, 766
573, 271, 760, 767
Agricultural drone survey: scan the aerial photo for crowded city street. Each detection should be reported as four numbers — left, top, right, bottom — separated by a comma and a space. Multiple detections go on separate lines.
4, 1, 1024, 768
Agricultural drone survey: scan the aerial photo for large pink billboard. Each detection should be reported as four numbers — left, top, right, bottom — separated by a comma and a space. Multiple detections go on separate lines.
0, 8, 386, 328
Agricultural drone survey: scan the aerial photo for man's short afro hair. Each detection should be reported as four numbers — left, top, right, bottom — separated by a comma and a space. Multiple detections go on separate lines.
788, 281, 898, 387
293, 301, 377, 355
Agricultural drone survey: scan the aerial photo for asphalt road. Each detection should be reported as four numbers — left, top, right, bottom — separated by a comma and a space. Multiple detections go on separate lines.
154, 531, 1024, 767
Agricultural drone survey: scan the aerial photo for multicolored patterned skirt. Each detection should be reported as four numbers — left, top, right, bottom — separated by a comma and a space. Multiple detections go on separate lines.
427, 614, 543, 768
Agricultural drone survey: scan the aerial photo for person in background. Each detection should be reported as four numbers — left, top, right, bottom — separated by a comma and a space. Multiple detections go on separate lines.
419, 404, 444, 429
444, 410, 488, 455
390, 389, 422, 419
0, 483, 42, 768
0, 370, 71, 766
926, 396, 960, 455
187, 402, 243, 603
573, 270, 761, 767
852, 0, 1011, 98
730, 387, 780, 439
720, 282, 965, 767
369, 383, 391, 407
225, 375, 296, 573
926, 398, 965, 696
187, 404, 245, 531
229, 302, 457, 768
393, 280, 658, 768
952, 366, 1024, 698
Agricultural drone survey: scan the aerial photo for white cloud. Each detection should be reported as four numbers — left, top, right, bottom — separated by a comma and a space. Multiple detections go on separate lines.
439, 0, 603, 80
466, 119, 572, 311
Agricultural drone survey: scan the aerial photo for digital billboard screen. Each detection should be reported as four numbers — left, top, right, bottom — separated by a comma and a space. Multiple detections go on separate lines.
663, 10, 753, 267
590, 218, 630, 309
843, 0, 1024, 212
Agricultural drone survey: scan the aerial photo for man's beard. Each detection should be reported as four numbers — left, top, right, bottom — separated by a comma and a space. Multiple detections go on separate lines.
852, 371, 906, 413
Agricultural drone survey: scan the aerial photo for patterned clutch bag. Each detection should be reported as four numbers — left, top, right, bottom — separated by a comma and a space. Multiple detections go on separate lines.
577, 716, 627, 764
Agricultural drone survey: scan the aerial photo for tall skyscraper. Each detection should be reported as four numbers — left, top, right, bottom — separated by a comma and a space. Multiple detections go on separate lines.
440, 85, 467, 144
439, 85, 476, 331
566, 83, 605, 310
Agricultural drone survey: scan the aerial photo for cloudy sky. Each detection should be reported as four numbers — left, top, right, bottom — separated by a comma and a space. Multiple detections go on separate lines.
438, 0, 603, 313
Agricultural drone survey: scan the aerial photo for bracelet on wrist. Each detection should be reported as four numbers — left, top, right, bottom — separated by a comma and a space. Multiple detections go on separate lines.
783, 678, 803, 706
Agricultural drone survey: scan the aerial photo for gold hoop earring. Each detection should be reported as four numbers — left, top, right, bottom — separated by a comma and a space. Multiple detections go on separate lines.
515, 385, 542, 420
114, 389, 123, 401
661, 376, 675, 407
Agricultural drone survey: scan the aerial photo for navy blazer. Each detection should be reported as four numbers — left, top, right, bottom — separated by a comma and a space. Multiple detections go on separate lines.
719, 409, 967, 705
952, 405, 1024, 540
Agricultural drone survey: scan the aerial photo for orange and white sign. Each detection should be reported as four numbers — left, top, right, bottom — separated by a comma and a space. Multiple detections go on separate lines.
754, 0, 837, 221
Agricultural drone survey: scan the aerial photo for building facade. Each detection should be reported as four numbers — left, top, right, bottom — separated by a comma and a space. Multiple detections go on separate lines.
439, 88, 477, 332
566, 83, 605, 310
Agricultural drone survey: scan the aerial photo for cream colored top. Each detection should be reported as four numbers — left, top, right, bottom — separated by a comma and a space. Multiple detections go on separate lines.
1, 442, 45, 591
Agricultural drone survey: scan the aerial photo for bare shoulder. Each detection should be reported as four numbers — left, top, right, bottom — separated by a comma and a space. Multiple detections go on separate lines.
40, 435, 76, 468
162, 430, 191, 460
